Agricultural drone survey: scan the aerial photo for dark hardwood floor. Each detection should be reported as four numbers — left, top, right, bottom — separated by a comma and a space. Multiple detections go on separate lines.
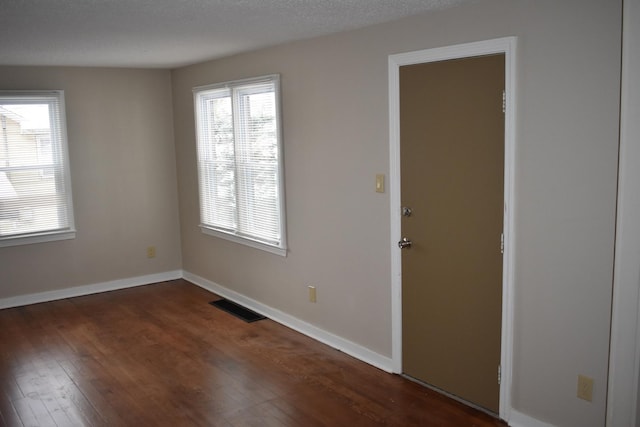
0, 279, 507, 426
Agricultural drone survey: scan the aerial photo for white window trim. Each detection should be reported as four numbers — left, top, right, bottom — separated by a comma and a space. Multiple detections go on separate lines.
200, 226, 286, 257
193, 75, 287, 256
0, 229, 75, 248
0, 90, 76, 248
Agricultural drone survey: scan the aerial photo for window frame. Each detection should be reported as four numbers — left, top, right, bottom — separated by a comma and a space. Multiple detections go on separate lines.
0, 90, 75, 247
193, 75, 287, 256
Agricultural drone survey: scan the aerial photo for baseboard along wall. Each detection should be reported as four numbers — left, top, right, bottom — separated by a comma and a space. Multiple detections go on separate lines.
0, 270, 182, 310
0, 270, 551, 427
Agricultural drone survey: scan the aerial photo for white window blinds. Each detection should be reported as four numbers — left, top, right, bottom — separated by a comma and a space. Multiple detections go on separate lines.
193, 75, 286, 255
0, 91, 75, 246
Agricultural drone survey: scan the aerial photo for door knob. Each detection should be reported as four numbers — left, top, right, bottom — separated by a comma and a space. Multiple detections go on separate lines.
398, 237, 412, 249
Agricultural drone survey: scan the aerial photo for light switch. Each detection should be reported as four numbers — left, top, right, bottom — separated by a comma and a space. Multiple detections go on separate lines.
376, 174, 385, 193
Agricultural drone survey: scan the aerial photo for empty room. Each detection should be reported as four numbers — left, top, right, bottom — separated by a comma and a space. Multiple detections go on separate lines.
1, 1, 638, 426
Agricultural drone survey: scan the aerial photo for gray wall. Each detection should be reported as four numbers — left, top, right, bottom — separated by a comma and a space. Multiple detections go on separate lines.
172, 1, 620, 426
0, 67, 183, 295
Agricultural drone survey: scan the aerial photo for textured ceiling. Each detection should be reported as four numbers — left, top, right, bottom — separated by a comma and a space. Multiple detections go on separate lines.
0, 0, 467, 69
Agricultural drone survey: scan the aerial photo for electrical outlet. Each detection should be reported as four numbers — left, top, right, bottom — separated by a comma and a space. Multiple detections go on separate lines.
308, 285, 316, 303
375, 174, 385, 193
147, 246, 156, 258
577, 375, 594, 402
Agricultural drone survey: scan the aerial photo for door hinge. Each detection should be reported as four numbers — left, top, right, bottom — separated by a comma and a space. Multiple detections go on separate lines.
502, 90, 506, 113
500, 233, 504, 254
498, 365, 502, 385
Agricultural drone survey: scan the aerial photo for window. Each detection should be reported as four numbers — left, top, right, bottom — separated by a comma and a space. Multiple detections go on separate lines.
193, 75, 286, 255
0, 91, 75, 247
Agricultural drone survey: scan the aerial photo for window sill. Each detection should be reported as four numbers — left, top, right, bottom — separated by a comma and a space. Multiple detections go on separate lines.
200, 225, 287, 257
0, 229, 76, 248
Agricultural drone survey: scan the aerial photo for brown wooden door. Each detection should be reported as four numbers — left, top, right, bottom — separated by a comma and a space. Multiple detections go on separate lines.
400, 54, 505, 413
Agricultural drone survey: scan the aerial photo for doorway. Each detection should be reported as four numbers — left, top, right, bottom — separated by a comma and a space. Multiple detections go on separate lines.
400, 54, 504, 413
388, 37, 517, 419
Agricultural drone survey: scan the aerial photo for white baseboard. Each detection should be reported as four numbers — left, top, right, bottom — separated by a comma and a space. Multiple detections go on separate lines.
0, 268, 393, 374
0, 269, 555, 426
1, 269, 554, 427
183, 270, 394, 373
0, 270, 183, 310
509, 409, 556, 427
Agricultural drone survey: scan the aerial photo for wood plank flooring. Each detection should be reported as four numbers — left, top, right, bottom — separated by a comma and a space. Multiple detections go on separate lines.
0, 280, 507, 426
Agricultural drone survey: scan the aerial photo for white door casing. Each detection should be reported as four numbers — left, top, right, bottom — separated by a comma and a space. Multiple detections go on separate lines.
388, 36, 517, 421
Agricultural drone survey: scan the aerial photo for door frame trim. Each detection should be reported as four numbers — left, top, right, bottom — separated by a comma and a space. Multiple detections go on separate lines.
388, 36, 517, 421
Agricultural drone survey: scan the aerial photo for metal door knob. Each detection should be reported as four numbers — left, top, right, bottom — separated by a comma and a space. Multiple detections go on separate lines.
398, 237, 412, 249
